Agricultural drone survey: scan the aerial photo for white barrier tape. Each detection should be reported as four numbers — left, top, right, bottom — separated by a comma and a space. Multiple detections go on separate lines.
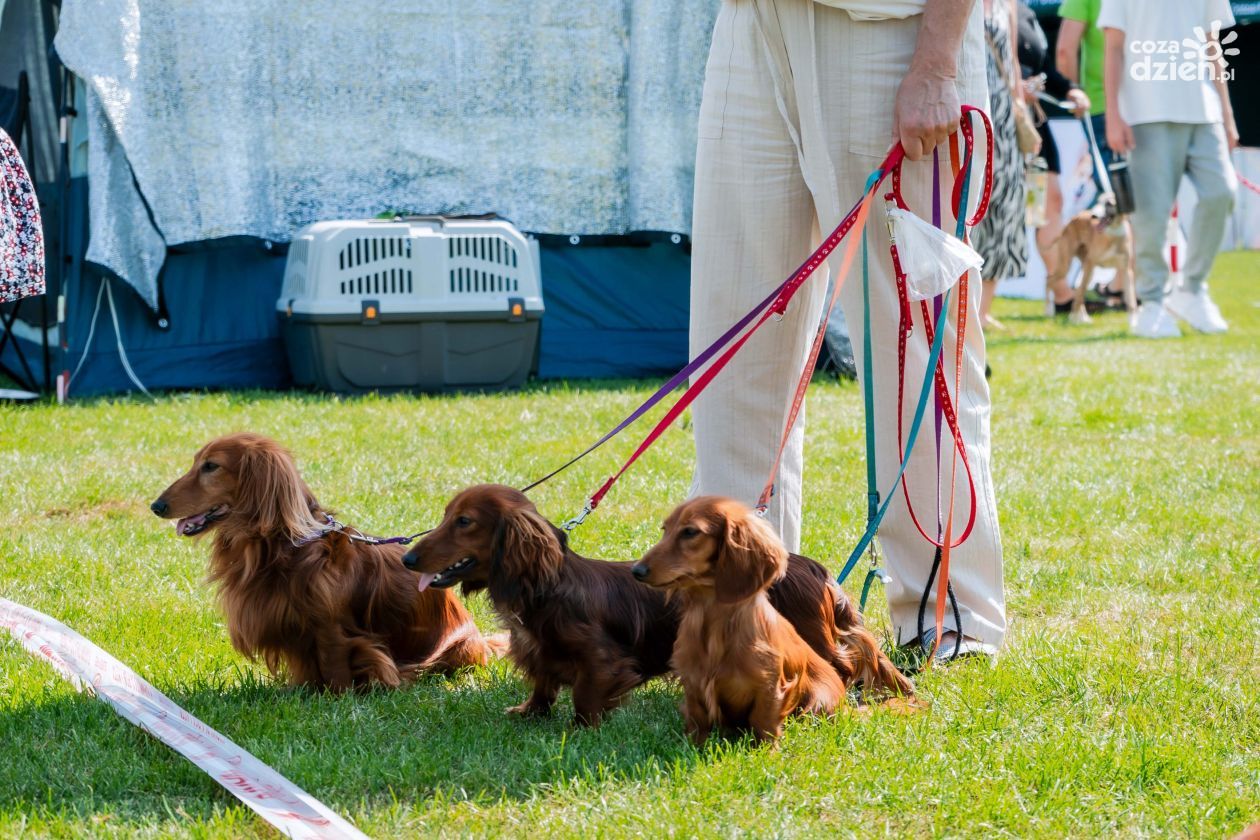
0, 598, 369, 840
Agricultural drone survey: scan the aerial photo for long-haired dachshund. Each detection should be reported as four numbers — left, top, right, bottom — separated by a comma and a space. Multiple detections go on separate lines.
402, 484, 909, 726
403, 484, 676, 726
151, 433, 499, 691
632, 497, 913, 743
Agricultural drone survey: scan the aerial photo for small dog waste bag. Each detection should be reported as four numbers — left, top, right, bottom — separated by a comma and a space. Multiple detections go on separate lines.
887, 207, 983, 301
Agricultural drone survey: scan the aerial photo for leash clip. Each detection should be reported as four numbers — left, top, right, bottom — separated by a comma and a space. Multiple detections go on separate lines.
867, 541, 890, 584
753, 484, 774, 517
562, 501, 594, 532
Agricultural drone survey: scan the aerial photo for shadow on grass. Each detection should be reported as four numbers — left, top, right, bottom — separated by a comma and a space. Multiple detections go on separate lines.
987, 330, 1131, 349
0, 664, 701, 824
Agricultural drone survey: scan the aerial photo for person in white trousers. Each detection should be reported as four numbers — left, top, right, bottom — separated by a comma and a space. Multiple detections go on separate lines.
689, 0, 1005, 660
1100, 0, 1238, 339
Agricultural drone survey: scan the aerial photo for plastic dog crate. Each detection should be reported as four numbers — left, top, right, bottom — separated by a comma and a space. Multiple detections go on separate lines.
277, 216, 543, 393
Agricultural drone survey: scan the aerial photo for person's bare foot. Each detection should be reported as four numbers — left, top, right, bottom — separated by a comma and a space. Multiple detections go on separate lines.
981, 314, 1006, 331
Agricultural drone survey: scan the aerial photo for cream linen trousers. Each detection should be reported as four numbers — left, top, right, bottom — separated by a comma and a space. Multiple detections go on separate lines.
689, 0, 1005, 647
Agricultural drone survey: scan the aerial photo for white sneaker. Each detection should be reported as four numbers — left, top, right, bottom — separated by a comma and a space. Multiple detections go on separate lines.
1164, 288, 1229, 334
1130, 302, 1182, 338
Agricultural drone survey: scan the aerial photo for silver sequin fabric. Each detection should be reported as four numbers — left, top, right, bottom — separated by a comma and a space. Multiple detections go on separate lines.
55, 1, 719, 308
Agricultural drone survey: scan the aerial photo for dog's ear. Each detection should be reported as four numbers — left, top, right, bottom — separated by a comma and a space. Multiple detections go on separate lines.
235, 440, 321, 541
492, 503, 564, 591
714, 510, 789, 604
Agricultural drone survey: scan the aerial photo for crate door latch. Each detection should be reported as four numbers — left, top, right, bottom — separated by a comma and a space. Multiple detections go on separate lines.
507, 297, 526, 323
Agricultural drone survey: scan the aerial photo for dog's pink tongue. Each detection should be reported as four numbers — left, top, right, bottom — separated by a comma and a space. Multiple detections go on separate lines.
175, 517, 193, 535
416, 572, 437, 592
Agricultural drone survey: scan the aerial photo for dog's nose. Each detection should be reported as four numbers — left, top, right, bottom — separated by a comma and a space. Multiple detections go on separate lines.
150, 499, 169, 516
631, 563, 649, 581
401, 550, 419, 570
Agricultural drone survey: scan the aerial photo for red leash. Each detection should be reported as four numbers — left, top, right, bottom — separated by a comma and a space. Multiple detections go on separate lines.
561, 106, 996, 630
889, 109, 992, 554
753, 172, 884, 512
570, 144, 905, 522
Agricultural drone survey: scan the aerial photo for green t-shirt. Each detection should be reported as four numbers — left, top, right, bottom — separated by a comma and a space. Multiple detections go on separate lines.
1058, 0, 1106, 113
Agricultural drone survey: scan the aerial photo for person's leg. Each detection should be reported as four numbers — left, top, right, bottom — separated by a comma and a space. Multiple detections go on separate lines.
1178, 122, 1236, 296
980, 276, 1001, 329
689, 0, 822, 551
1128, 121, 1190, 306
1040, 175, 1077, 305
813, 2, 1005, 650
1039, 175, 1065, 272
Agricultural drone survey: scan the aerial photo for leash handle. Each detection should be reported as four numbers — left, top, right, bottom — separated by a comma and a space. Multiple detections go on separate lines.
890, 106, 992, 228
839, 111, 991, 589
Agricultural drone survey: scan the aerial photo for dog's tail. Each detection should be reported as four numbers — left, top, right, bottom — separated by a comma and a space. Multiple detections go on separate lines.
833, 589, 916, 698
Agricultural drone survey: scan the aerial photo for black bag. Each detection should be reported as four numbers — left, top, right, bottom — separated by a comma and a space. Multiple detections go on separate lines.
1108, 156, 1137, 216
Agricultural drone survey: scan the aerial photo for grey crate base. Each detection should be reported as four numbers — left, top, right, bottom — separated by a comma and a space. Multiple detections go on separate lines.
282, 316, 539, 393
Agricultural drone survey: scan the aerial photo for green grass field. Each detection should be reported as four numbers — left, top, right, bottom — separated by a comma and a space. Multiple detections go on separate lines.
2, 252, 1258, 838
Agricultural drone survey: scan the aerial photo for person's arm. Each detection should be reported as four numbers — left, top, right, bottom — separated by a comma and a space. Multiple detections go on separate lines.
1212, 36, 1239, 150
893, 0, 974, 160
1038, 34, 1087, 111
1044, 60, 1088, 113
1055, 18, 1085, 85
1102, 27, 1134, 153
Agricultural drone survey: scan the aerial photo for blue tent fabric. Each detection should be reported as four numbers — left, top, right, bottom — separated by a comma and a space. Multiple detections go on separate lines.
3, 178, 691, 395
537, 243, 689, 380
65, 245, 290, 397
58, 241, 690, 396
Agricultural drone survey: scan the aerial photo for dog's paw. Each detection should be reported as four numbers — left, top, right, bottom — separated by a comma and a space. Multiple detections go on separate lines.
505, 701, 551, 718
1069, 308, 1093, 326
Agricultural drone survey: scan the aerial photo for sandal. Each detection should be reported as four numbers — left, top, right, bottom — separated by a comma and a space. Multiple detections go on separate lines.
906, 628, 998, 666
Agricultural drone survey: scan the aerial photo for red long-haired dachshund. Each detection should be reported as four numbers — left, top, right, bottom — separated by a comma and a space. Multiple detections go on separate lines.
632, 497, 914, 744
402, 484, 910, 726
151, 433, 499, 691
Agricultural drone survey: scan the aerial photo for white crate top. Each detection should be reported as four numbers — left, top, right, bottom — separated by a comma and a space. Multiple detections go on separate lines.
278, 217, 544, 317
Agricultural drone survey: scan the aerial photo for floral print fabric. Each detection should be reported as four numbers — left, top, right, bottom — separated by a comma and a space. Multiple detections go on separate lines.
0, 127, 45, 303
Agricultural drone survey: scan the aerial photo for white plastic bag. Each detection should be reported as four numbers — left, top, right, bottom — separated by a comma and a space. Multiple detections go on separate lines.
887, 207, 984, 301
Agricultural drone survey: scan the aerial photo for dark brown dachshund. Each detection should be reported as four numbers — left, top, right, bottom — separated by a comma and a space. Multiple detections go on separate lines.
402, 484, 910, 726
633, 497, 915, 741
151, 433, 499, 691
633, 497, 848, 743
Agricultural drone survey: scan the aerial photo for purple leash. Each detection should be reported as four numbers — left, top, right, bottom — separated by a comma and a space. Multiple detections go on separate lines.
519, 189, 872, 495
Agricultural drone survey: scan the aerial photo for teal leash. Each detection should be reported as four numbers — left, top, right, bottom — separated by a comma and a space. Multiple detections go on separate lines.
858, 222, 888, 613
846, 146, 975, 610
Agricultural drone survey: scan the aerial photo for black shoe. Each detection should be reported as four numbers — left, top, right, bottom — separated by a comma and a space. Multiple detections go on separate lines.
1054, 288, 1127, 315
